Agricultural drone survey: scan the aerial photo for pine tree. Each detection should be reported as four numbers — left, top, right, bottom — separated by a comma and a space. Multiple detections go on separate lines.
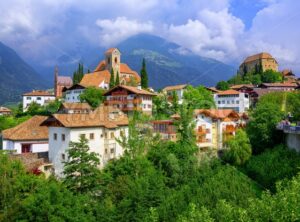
140, 58, 148, 89
115, 71, 120, 86
110, 68, 115, 88
63, 135, 101, 194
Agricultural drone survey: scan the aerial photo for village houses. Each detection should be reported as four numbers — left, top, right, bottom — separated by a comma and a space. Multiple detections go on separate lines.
22, 90, 55, 112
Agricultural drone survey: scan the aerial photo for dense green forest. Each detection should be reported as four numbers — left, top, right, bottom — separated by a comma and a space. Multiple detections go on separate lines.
1, 91, 300, 221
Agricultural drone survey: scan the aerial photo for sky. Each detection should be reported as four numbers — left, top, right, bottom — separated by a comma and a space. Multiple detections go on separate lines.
0, 0, 300, 73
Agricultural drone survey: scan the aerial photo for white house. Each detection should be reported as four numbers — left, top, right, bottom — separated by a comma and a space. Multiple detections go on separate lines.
57, 102, 92, 114
23, 90, 55, 112
63, 84, 86, 103
163, 84, 188, 104
41, 105, 129, 177
104, 85, 155, 115
213, 89, 250, 113
2, 116, 49, 154
194, 109, 241, 149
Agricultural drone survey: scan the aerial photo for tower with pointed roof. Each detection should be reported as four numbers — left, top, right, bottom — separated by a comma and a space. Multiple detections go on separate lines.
54, 66, 73, 98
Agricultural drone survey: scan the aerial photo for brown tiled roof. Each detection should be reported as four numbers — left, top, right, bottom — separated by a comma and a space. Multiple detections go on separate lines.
230, 84, 254, 90
282, 69, 294, 76
163, 84, 188, 91
194, 109, 239, 119
94, 60, 106, 72
42, 105, 128, 129
104, 85, 156, 96
23, 90, 54, 96
120, 63, 141, 82
61, 102, 91, 110
260, 83, 298, 88
243, 52, 276, 63
2, 116, 49, 141
0, 106, 11, 113
80, 70, 111, 87
57, 76, 73, 86
206, 87, 220, 93
105, 48, 119, 54
216, 89, 240, 95
63, 84, 85, 92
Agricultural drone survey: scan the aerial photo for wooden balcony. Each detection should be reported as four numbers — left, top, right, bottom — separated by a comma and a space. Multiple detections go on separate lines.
223, 125, 235, 133
197, 138, 212, 143
196, 127, 210, 135
104, 98, 142, 105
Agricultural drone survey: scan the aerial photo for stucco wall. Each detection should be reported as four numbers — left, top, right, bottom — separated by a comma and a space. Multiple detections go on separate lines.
286, 133, 300, 152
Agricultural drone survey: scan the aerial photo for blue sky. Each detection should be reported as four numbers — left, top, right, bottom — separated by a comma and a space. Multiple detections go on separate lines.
0, 0, 299, 72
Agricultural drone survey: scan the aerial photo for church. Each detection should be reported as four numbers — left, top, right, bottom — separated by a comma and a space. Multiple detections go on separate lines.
80, 48, 141, 89
54, 67, 73, 98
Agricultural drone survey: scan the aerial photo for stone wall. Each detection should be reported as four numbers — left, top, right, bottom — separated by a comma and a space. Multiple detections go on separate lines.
286, 133, 300, 152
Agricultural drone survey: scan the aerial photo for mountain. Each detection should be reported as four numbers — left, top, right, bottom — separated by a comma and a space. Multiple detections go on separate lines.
0, 42, 48, 105
32, 34, 235, 90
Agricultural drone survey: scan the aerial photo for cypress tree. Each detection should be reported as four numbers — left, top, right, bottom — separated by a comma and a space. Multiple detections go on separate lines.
110, 68, 115, 88
115, 71, 120, 86
140, 58, 148, 89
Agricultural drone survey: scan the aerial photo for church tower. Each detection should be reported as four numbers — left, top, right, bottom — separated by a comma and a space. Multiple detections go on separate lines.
54, 66, 58, 97
105, 48, 121, 76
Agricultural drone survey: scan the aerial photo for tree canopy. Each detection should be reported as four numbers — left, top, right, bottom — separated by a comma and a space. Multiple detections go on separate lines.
79, 87, 105, 108
183, 85, 215, 109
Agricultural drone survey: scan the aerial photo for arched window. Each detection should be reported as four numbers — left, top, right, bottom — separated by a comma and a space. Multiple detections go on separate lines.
114, 57, 118, 63
107, 57, 110, 64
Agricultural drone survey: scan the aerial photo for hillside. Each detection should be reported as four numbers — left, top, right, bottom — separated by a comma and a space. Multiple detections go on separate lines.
33, 34, 235, 90
0, 42, 48, 105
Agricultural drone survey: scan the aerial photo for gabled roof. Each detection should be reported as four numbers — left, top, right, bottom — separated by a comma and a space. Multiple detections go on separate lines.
2, 116, 49, 141
80, 70, 111, 87
194, 109, 239, 120
216, 89, 240, 95
57, 76, 73, 86
163, 84, 188, 91
94, 60, 106, 72
243, 52, 276, 63
59, 102, 91, 110
104, 85, 156, 96
23, 90, 54, 97
62, 83, 86, 92
105, 48, 120, 55
0, 106, 11, 113
42, 105, 128, 129
259, 83, 298, 88
205, 87, 220, 93
230, 84, 254, 90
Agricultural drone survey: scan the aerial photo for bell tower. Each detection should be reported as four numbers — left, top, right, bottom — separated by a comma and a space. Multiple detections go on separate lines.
105, 48, 121, 75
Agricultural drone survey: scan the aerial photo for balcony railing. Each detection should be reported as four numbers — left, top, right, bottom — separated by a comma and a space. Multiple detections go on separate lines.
104, 98, 142, 105
196, 127, 210, 135
223, 125, 235, 133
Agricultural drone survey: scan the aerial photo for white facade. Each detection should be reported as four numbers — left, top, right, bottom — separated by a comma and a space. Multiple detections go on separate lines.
65, 88, 85, 103
166, 89, 185, 104
2, 139, 48, 154
214, 93, 249, 113
23, 95, 55, 111
48, 126, 128, 177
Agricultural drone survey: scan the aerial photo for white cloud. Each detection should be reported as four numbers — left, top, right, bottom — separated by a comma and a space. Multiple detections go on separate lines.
95, 17, 154, 46
165, 9, 244, 62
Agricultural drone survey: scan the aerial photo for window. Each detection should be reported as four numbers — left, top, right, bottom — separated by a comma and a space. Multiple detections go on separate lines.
61, 153, 65, 161
27, 97, 31, 100
114, 57, 118, 63
37, 97, 41, 100
89, 133, 94, 140
120, 130, 125, 137
107, 57, 110, 64
218, 101, 221, 104
54, 133, 57, 140
105, 149, 108, 154
62, 134, 65, 141
236, 100, 240, 104
105, 132, 108, 139
110, 132, 115, 139
110, 148, 115, 154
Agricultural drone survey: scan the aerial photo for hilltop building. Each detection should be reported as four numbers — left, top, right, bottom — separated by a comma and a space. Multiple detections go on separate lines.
213, 89, 250, 113
239, 52, 278, 75
2, 116, 49, 154
80, 48, 141, 89
54, 66, 73, 98
104, 85, 155, 115
41, 105, 129, 176
282, 69, 297, 83
22, 90, 55, 112
0, 106, 12, 116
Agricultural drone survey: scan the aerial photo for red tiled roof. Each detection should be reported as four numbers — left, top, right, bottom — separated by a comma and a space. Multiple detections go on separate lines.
0, 106, 11, 113
194, 109, 239, 119
243, 52, 276, 63
260, 83, 298, 88
57, 76, 73, 86
230, 84, 254, 90
216, 89, 240, 95
105, 48, 119, 54
80, 70, 111, 87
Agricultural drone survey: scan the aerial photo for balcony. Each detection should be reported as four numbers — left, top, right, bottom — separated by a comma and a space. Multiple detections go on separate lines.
197, 138, 212, 143
223, 125, 235, 134
196, 127, 210, 135
104, 98, 142, 105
